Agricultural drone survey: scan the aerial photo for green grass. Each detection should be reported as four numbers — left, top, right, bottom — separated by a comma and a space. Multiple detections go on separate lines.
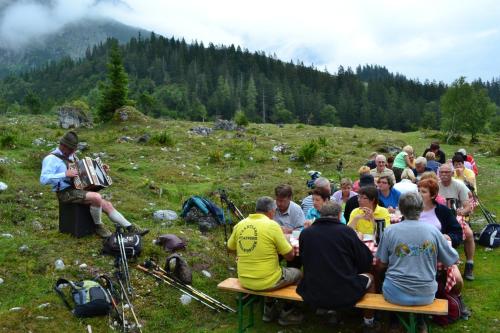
0, 115, 498, 332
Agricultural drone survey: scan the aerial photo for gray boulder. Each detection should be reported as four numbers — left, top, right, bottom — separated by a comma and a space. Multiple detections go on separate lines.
58, 106, 92, 129
213, 119, 237, 131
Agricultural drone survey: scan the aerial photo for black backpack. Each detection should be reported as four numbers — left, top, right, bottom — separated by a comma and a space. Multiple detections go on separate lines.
102, 233, 142, 258
478, 223, 500, 248
54, 278, 112, 317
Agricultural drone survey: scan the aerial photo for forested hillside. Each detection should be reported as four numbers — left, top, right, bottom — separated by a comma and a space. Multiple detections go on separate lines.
1, 33, 499, 131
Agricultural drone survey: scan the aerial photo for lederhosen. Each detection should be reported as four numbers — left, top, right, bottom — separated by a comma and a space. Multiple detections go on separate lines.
51, 153, 88, 203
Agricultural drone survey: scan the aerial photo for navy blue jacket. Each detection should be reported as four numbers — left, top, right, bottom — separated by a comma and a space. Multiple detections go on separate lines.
434, 203, 463, 248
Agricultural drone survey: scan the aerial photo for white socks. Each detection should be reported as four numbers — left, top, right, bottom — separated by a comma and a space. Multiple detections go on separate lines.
89, 205, 103, 225
109, 210, 132, 228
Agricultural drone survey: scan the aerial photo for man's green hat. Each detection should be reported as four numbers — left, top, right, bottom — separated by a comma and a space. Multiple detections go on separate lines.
60, 131, 78, 150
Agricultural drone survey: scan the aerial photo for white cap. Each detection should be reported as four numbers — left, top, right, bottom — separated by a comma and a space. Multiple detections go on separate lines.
458, 148, 467, 155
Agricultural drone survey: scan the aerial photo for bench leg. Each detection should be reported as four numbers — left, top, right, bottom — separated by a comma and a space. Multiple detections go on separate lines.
396, 312, 417, 333
237, 293, 261, 333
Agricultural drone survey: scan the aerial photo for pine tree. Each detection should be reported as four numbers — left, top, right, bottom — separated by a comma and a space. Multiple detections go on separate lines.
98, 41, 129, 121
245, 76, 257, 118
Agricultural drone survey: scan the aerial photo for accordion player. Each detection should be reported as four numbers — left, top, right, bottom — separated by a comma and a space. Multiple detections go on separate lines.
69, 157, 112, 191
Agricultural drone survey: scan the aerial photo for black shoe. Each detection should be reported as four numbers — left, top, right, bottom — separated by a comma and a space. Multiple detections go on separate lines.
464, 262, 474, 281
262, 301, 279, 323
127, 225, 149, 236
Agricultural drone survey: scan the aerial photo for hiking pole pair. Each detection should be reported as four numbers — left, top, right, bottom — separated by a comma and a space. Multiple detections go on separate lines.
115, 276, 142, 333
144, 259, 235, 313
472, 192, 497, 224
115, 226, 133, 295
136, 264, 221, 312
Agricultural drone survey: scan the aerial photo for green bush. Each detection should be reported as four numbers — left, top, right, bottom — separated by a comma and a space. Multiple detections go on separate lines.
208, 150, 223, 163
317, 136, 327, 146
152, 131, 175, 147
298, 141, 319, 163
234, 111, 249, 127
0, 133, 16, 149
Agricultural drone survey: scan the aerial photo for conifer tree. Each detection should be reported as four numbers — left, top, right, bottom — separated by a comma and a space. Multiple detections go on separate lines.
98, 41, 129, 121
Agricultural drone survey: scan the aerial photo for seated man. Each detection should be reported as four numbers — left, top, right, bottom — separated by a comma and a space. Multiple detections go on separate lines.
376, 192, 459, 330
227, 196, 302, 325
438, 164, 475, 281
376, 175, 401, 213
298, 202, 378, 332
412, 157, 432, 182
274, 184, 305, 234
370, 154, 396, 184
40, 131, 148, 238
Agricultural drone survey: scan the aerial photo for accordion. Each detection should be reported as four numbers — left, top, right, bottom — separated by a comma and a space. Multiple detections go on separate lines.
70, 157, 112, 191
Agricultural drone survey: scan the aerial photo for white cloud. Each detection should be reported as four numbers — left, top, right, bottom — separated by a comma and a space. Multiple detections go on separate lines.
1, 0, 499, 82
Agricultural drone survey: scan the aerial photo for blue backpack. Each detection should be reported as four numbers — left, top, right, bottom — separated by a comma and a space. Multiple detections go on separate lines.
180, 196, 225, 225
478, 223, 500, 248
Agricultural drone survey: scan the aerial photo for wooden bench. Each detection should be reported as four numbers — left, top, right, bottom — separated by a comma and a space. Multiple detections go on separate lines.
217, 278, 448, 333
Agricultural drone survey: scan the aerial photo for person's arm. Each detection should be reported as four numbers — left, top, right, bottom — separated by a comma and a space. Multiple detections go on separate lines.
274, 223, 294, 260
40, 156, 73, 186
436, 204, 462, 247
283, 249, 295, 261
436, 231, 459, 266
227, 226, 237, 251
350, 229, 373, 273
457, 183, 472, 215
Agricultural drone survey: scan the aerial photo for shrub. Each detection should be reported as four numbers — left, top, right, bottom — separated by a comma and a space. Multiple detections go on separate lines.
234, 111, 249, 127
152, 131, 175, 147
298, 141, 319, 163
317, 136, 327, 146
208, 150, 223, 163
0, 133, 16, 149
296, 124, 304, 129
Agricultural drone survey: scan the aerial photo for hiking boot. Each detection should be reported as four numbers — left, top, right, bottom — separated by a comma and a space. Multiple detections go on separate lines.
278, 307, 304, 326
458, 295, 472, 320
262, 301, 279, 323
127, 224, 149, 236
95, 224, 112, 238
362, 321, 381, 333
464, 262, 474, 281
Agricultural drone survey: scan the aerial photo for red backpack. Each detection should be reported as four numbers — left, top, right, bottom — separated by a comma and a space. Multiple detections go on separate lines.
433, 279, 462, 326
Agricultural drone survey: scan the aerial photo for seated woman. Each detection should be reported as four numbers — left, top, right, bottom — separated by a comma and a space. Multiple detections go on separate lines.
376, 192, 459, 307
353, 166, 371, 192
348, 186, 390, 241
305, 187, 346, 226
377, 175, 401, 213
393, 168, 417, 195
392, 145, 414, 182
332, 178, 357, 210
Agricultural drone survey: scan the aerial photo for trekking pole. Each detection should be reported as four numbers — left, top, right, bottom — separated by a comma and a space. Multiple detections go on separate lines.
473, 193, 497, 224
116, 227, 133, 295
116, 277, 142, 333
145, 259, 235, 313
136, 265, 220, 312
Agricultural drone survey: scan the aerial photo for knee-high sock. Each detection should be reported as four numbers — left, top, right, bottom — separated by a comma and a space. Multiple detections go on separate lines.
108, 210, 132, 228
89, 205, 103, 225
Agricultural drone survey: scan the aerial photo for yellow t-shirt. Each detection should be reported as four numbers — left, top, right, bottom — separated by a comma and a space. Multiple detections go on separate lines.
453, 168, 477, 193
348, 205, 390, 235
227, 213, 292, 290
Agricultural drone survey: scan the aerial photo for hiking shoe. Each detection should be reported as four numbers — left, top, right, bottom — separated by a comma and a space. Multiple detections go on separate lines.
458, 295, 472, 320
95, 224, 112, 238
127, 224, 149, 236
362, 321, 381, 333
464, 263, 474, 281
262, 301, 279, 323
278, 307, 304, 326
327, 310, 338, 325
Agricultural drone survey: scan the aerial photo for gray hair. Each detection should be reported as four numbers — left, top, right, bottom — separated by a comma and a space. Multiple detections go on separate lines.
314, 177, 331, 189
319, 202, 341, 219
398, 192, 423, 220
255, 196, 276, 213
415, 156, 427, 166
375, 154, 387, 162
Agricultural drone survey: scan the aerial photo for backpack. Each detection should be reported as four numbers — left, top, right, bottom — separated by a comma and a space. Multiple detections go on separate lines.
54, 278, 112, 317
102, 233, 142, 258
478, 223, 500, 248
165, 253, 192, 285
180, 196, 225, 224
433, 278, 461, 326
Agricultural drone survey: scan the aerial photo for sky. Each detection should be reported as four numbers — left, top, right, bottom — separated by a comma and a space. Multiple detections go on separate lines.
0, 0, 499, 83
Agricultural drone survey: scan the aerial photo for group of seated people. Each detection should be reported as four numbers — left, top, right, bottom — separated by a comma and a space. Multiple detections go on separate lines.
227, 141, 478, 332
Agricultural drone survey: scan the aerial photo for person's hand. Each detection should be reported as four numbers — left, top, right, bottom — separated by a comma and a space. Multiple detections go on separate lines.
282, 226, 293, 234
65, 169, 78, 178
103, 164, 110, 173
388, 206, 396, 214
443, 234, 451, 241
304, 220, 313, 228
455, 167, 464, 177
361, 207, 374, 221
356, 231, 364, 241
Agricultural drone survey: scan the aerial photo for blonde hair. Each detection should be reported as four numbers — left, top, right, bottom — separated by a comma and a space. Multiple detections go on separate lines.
401, 168, 416, 182
340, 178, 353, 187
419, 171, 438, 182
358, 165, 371, 176
403, 145, 414, 154
425, 151, 435, 161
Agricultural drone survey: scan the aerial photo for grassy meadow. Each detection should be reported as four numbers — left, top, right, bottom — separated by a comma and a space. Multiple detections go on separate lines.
0, 114, 498, 333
